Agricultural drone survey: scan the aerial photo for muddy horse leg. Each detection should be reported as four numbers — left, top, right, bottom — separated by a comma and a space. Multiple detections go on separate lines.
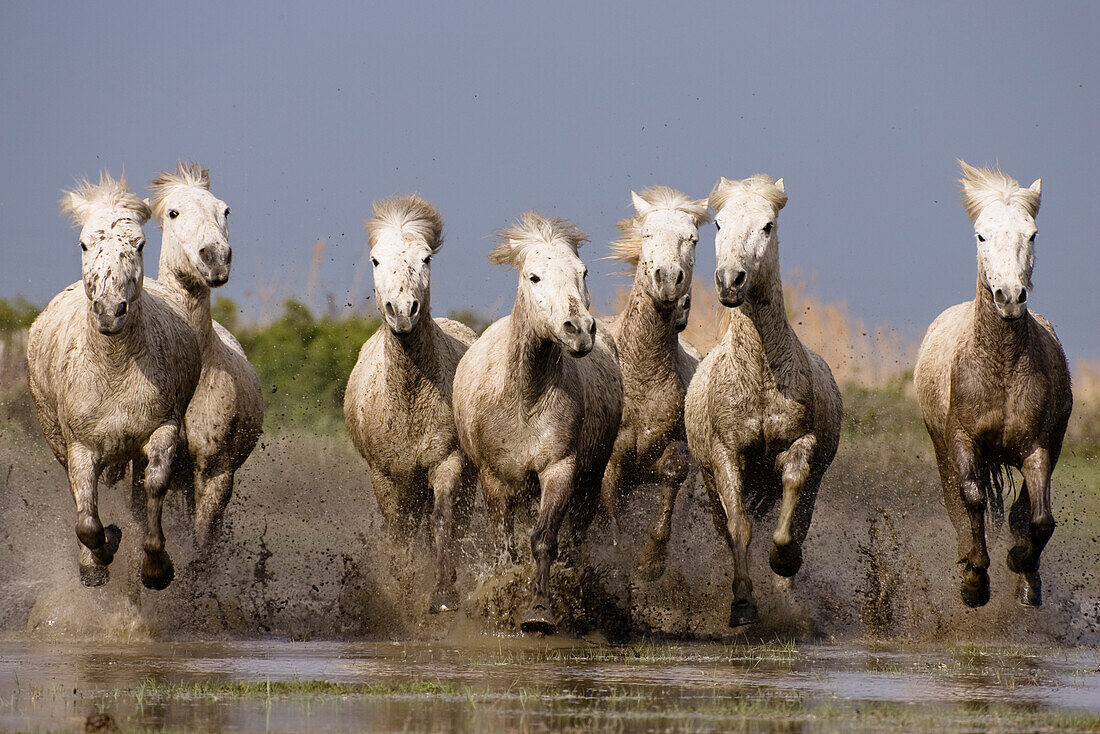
521, 458, 575, 633
194, 468, 235, 549
770, 435, 816, 578
638, 441, 690, 581
945, 433, 990, 607
68, 444, 121, 587
427, 452, 465, 614
482, 471, 518, 566
1008, 448, 1055, 607
599, 437, 628, 547
139, 423, 179, 590
707, 448, 756, 626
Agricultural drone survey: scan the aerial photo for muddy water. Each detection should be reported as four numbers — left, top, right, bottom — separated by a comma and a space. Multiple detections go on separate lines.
0, 639, 1097, 732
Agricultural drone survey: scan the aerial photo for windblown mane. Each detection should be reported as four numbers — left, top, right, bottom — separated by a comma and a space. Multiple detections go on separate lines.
708, 174, 788, 214
958, 160, 1040, 222
60, 171, 150, 226
609, 185, 710, 266
490, 211, 588, 269
148, 161, 212, 222
366, 194, 444, 252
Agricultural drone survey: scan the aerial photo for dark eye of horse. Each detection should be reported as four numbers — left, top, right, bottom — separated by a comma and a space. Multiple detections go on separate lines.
168, 210, 179, 220
1029, 233, 1036, 243
79, 241, 87, 252
224, 208, 231, 218
423, 255, 432, 264
582, 269, 588, 278
763, 222, 774, 234
136, 240, 144, 253
371, 257, 379, 267
977, 234, 985, 242
715, 222, 721, 231
529, 274, 541, 284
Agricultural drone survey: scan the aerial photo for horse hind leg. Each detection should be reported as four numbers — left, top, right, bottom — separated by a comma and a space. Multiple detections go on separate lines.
194, 469, 235, 549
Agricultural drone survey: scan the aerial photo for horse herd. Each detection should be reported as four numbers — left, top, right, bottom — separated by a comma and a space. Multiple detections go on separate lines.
24, 161, 1071, 634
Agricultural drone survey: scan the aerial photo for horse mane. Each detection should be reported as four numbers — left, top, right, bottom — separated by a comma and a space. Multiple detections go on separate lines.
609, 185, 710, 266
958, 160, 1040, 222
367, 194, 444, 252
708, 174, 788, 214
60, 171, 151, 226
490, 211, 588, 269
148, 161, 212, 222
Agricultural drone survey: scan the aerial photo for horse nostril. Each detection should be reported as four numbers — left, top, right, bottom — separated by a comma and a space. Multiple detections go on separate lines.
654, 268, 664, 283
676, 270, 684, 285
114, 302, 127, 317
733, 271, 747, 288
92, 301, 104, 316
993, 288, 1006, 304
410, 300, 419, 316
385, 302, 395, 317
563, 320, 579, 335
588, 320, 596, 336
1018, 290, 1027, 304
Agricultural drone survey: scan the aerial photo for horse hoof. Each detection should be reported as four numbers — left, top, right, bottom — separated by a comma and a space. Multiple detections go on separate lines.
636, 543, 667, 581
1017, 573, 1042, 607
729, 600, 759, 627
79, 564, 110, 587
429, 588, 460, 614
519, 604, 557, 634
960, 567, 990, 608
769, 542, 803, 578
141, 551, 175, 590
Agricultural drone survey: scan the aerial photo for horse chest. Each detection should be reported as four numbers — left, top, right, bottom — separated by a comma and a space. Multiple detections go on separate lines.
951, 354, 1048, 458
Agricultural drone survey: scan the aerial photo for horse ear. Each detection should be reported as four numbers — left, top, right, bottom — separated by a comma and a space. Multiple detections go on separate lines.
1029, 178, 1041, 196
630, 190, 653, 215
62, 190, 91, 225
774, 178, 785, 193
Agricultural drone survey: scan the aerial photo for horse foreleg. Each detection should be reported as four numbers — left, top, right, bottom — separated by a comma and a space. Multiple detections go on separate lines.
521, 458, 575, 633
427, 452, 464, 614
139, 423, 178, 590
948, 433, 990, 607
68, 444, 121, 587
130, 457, 148, 528
770, 435, 816, 578
481, 471, 517, 566
709, 449, 756, 627
1008, 448, 1055, 606
638, 441, 690, 581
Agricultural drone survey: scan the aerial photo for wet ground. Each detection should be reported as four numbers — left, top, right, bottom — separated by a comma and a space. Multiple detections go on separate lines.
0, 638, 1097, 732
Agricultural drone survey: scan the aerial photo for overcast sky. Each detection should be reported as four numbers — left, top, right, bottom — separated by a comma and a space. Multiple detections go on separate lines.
1, 2, 1096, 360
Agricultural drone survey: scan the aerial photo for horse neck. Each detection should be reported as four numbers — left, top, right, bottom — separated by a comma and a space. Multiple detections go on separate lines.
157, 236, 215, 348
84, 297, 147, 366
382, 305, 440, 390
970, 278, 1030, 362
739, 258, 798, 367
508, 289, 562, 408
617, 279, 678, 377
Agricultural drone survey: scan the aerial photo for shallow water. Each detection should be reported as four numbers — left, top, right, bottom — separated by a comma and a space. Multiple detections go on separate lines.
1, 638, 1097, 732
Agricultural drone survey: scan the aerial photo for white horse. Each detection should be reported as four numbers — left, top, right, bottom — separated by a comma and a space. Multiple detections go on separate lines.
685, 175, 842, 626
599, 186, 709, 580
452, 212, 623, 633
344, 194, 478, 614
27, 173, 201, 588
147, 162, 263, 548
915, 161, 1071, 608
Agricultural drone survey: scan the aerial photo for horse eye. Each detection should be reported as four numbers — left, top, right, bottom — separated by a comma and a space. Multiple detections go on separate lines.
224, 208, 231, 218
763, 222, 774, 234
136, 240, 145, 253
715, 222, 721, 231
423, 254, 432, 264
976, 234, 986, 242
582, 268, 588, 278
1029, 233, 1036, 243
168, 210, 179, 220
79, 241, 87, 252
529, 274, 541, 284
371, 257, 379, 267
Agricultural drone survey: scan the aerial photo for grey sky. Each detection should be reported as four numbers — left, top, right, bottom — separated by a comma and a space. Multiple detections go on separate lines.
1, 1, 1096, 360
